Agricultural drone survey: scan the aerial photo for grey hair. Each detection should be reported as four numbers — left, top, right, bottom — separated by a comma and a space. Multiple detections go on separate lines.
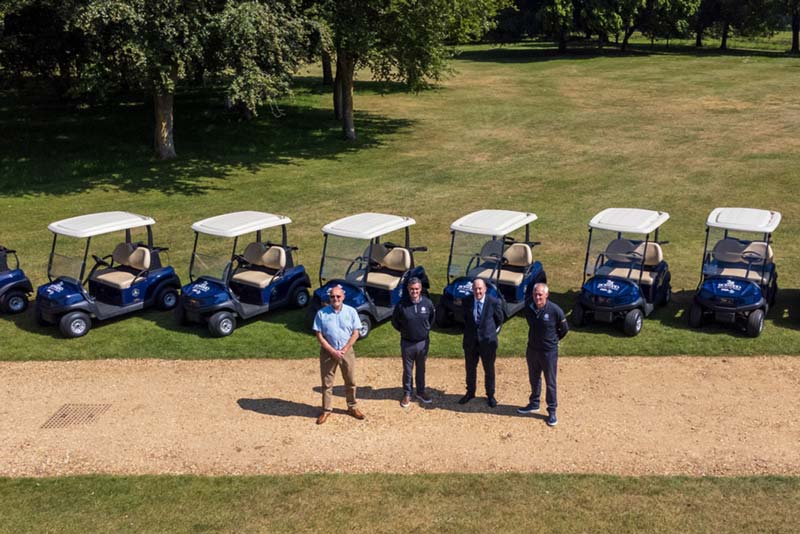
407, 277, 422, 287
327, 284, 345, 297
533, 282, 549, 295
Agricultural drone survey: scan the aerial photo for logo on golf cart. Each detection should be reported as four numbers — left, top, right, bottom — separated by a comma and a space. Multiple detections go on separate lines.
716, 280, 742, 294
597, 280, 620, 294
46, 282, 65, 296
456, 280, 474, 294
189, 281, 211, 295
132, 288, 140, 297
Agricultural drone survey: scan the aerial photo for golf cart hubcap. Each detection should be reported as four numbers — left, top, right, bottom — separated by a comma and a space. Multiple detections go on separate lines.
71, 318, 87, 334
220, 318, 233, 334
296, 292, 308, 306
636, 315, 642, 330
360, 321, 369, 336
8, 296, 25, 312
163, 293, 177, 307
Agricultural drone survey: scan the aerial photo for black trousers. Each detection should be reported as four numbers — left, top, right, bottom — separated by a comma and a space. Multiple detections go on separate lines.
464, 339, 497, 396
401, 339, 429, 395
526, 348, 558, 412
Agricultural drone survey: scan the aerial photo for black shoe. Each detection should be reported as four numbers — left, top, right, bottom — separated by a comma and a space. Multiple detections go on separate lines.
458, 393, 475, 405
547, 411, 558, 427
487, 396, 497, 408
516, 403, 540, 414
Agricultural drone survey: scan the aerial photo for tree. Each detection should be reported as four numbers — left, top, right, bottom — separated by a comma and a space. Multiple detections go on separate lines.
539, 0, 574, 51
790, 0, 800, 54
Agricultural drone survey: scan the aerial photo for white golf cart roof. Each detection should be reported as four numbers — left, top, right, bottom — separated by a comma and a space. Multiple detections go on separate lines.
192, 211, 292, 238
706, 207, 781, 233
48, 211, 155, 238
589, 208, 669, 234
322, 213, 415, 240
450, 209, 538, 236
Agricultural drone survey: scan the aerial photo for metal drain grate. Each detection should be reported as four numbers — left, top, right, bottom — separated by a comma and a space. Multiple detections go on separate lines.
41, 403, 111, 429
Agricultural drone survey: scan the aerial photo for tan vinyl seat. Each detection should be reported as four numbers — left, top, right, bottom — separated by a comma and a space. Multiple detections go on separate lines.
92, 243, 151, 289
596, 240, 663, 285
363, 247, 411, 290
231, 243, 286, 289
467, 239, 504, 279
497, 243, 533, 286
708, 239, 773, 284
346, 244, 389, 285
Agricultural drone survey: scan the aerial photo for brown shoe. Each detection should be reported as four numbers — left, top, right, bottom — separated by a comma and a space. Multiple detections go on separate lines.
316, 411, 331, 425
400, 395, 411, 408
347, 407, 365, 420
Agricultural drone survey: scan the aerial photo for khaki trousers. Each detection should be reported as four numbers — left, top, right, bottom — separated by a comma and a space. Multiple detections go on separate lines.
319, 347, 357, 411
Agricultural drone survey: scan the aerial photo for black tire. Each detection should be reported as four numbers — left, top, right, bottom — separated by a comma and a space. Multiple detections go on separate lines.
290, 286, 310, 309
357, 313, 372, 339
571, 302, 586, 327
173, 303, 189, 326
662, 284, 672, 306
59, 311, 91, 338
1, 290, 28, 314
208, 311, 236, 337
623, 308, 643, 337
156, 287, 179, 311
746, 309, 764, 338
435, 303, 453, 328
688, 302, 703, 328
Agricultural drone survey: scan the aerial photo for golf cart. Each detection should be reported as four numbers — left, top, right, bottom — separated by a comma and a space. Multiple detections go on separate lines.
308, 212, 429, 339
177, 211, 311, 337
572, 208, 671, 336
0, 244, 33, 314
436, 209, 546, 327
35, 211, 182, 338
688, 207, 781, 338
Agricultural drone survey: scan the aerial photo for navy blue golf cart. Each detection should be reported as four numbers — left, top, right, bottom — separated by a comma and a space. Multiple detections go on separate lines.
177, 211, 311, 337
308, 212, 429, 339
572, 208, 672, 336
436, 209, 546, 327
688, 207, 781, 338
35, 211, 182, 338
0, 244, 33, 314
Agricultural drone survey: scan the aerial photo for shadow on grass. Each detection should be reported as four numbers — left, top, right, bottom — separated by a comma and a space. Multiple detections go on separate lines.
457, 40, 792, 64
0, 88, 414, 197
293, 76, 410, 97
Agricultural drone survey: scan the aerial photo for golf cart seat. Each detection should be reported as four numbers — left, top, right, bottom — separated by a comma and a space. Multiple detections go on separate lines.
231, 242, 286, 288
345, 244, 389, 285
597, 240, 663, 285
91, 243, 151, 289
497, 243, 533, 286
467, 239, 504, 279
362, 247, 412, 290
708, 239, 773, 284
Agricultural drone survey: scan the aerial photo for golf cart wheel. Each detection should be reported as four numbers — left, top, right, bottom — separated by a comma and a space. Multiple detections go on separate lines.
156, 287, 179, 311
1, 290, 28, 314
623, 308, 643, 337
571, 302, 587, 327
688, 302, 704, 328
746, 309, 765, 338
435, 304, 453, 328
357, 313, 372, 339
290, 286, 310, 309
173, 303, 189, 326
59, 311, 91, 338
208, 311, 236, 337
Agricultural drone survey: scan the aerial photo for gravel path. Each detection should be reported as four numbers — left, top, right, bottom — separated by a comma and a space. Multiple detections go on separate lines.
1, 357, 799, 477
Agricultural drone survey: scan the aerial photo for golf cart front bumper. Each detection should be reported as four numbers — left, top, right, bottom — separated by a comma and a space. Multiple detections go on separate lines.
694, 277, 766, 323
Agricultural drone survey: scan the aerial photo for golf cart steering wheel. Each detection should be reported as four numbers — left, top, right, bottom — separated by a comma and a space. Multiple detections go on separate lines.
233, 254, 250, 267
383, 241, 398, 249
92, 254, 110, 267
742, 250, 764, 263
627, 251, 643, 262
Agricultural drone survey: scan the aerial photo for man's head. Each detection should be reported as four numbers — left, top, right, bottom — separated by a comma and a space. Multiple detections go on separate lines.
472, 278, 486, 301
327, 285, 345, 311
407, 277, 422, 303
532, 282, 549, 309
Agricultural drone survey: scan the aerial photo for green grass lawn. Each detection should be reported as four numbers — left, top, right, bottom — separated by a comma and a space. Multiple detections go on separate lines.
1, 474, 799, 533
1, 36, 799, 359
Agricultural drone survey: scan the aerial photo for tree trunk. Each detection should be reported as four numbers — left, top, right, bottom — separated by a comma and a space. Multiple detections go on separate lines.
558, 27, 567, 52
720, 22, 729, 51
336, 50, 356, 140
621, 26, 634, 51
322, 50, 334, 86
695, 27, 703, 48
153, 92, 176, 160
333, 58, 342, 120
792, 5, 799, 54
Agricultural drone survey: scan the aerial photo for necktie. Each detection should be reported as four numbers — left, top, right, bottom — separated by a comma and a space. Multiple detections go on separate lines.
477, 300, 483, 323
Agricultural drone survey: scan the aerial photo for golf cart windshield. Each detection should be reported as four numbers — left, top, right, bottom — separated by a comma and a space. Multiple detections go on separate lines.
702, 228, 772, 281
48, 236, 88, 283
191, 234, 233, 282
449, 231, 504, 281
321, 235, 370, 284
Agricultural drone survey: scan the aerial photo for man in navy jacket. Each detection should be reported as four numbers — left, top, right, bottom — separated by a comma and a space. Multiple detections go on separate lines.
459, 278, 504, 407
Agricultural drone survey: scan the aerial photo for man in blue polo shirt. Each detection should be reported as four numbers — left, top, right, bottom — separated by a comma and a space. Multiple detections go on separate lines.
313, 284, 365, 425
517, 282, 568, 426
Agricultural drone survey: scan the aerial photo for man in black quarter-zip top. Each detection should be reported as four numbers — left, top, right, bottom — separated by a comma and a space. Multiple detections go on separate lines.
392, 277, 435, 408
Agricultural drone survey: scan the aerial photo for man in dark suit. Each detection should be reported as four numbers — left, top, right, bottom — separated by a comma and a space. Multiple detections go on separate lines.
459, 278, 505, 407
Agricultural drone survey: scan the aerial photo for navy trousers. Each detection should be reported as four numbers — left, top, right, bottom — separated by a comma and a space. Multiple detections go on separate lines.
401, 339, 429, 395
465, 340, 497, 397
526, 348, 558, 412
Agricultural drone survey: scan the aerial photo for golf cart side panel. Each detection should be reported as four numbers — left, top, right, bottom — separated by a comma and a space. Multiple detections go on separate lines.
181, 278, 235, 318
36, 279, 92, 318
231, 265, 310, 307
87, 266, 179, 307
0, 269, 33, 298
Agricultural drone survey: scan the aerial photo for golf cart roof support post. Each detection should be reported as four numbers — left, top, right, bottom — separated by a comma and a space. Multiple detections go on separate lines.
582, 227, 593, 283
47, 233, 57, 282
146, 226, 153, 248
319, 234, 329, 286
698, 226, 711, 289
189, 232, 199, 282
638, 233, 651, 285
446, 231, 456, 284
125, 229, 131, 243
80, 237, 91, 283
282, 225, 287, 247
525, 224, 530, 243
256, 230, 262, 243
405, 227, 410, 248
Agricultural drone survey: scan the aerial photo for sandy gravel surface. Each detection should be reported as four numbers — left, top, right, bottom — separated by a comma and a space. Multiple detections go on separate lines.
1, 356, 799, 478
